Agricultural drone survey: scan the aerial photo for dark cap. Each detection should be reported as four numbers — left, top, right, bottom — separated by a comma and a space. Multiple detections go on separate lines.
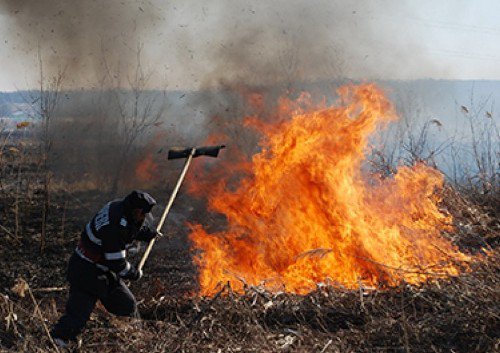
123, 190, 157, 213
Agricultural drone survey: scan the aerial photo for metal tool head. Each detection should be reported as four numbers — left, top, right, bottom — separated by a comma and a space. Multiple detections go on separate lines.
167, 145, 226, 160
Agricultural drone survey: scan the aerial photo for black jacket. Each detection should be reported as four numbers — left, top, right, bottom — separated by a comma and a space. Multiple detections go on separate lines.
76, 200, 154, 278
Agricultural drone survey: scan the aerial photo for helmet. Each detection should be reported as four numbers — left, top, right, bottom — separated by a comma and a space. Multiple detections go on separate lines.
123, 190, 157, 214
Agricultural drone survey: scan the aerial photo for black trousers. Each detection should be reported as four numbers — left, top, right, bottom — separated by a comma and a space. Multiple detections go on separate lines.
51, 253, 137, 341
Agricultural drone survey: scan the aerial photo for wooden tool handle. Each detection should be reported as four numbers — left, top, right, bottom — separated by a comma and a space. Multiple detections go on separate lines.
137, 148, 196, 272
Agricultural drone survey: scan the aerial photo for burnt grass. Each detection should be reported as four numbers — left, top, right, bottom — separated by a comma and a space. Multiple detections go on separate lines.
0, 151, 499, 352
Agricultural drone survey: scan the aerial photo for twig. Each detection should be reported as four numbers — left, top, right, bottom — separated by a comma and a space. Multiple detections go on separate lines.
354, 254, 454, 277
357, 278, 366, 312
15, 163, 21, 239
295, 248, 333, 261
320, 339, 333, 353
39, 171, 51, 254
59, 186, 93, 212
2, 294, 20, 337
0, 223, 14, 237
188, 283, 228, 328
401, 290, 411, 353
26, 282, 60, 353
0, 224, 21, 245
60, 200, 67, 237
32, 286, 67, 293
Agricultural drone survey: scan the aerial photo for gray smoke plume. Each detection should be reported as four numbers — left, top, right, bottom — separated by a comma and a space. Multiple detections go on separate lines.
0, 0, 162, 87
0, 0, 442, 193
0, 0, 416, 89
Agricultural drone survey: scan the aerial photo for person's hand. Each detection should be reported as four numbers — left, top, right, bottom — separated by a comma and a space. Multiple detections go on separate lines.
146, 229, 163, 241
137, 227, 158, 242
137, 268, 143, 280
126, 242, 141, 255
122, 266, 143, 281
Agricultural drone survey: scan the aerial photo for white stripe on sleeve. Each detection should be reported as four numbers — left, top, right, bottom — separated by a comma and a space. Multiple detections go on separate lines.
86, 223, 102, 245
104, 250, 126, 260
119, 262, 131, 276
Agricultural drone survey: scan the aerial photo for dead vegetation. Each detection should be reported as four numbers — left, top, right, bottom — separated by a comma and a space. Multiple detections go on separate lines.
0, 248, 498, 352
0, 90, 499, 352
0, 156, 498, 352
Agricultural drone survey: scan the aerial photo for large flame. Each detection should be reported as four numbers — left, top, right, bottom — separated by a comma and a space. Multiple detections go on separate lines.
189, 84, 470, 295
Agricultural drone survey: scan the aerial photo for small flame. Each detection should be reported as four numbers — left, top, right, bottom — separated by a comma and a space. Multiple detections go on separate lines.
189, 84, 471, 295
135, 153, 158, 182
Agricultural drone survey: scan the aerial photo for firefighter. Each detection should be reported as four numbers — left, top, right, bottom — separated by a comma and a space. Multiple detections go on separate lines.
50, 190, 161, 347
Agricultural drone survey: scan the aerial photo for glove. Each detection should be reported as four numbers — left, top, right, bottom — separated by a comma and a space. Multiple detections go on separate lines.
136, 227, 160, 242
126, 242, 141, 255
121, 266, 143, 281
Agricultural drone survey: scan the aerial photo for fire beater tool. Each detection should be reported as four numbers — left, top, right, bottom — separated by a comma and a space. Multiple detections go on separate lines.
137, 145, 226, 272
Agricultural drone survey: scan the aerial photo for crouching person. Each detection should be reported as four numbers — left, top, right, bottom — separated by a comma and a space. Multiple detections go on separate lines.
51, 190, 161, 347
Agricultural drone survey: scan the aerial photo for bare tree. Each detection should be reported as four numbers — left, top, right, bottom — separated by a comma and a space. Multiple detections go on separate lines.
0, 120, 11, 172
101, 44, 167, 196
32, 48, 65, 253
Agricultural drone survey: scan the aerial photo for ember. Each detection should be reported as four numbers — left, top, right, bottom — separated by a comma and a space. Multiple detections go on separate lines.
189, 84, 471, 295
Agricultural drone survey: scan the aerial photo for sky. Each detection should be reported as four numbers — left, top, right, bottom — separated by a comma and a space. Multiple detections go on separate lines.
1, 0, 500, 91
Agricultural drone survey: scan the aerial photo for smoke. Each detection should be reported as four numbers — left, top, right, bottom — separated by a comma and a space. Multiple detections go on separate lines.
0, 0, 449, 193
0, 0, 436, 90
192, 1, 346, 88
0, 0, 162, 87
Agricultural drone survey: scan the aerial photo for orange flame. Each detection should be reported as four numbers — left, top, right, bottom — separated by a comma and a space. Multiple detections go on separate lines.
189, 84, 470, 295
135, 153, 158, 182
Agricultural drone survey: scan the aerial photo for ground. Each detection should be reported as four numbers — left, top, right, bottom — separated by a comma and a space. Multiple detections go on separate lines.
0, 147, 499, 353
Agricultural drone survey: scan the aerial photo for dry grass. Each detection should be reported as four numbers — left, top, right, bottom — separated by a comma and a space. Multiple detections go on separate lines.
0, 137, 498, 353
0, 249, 498, 352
